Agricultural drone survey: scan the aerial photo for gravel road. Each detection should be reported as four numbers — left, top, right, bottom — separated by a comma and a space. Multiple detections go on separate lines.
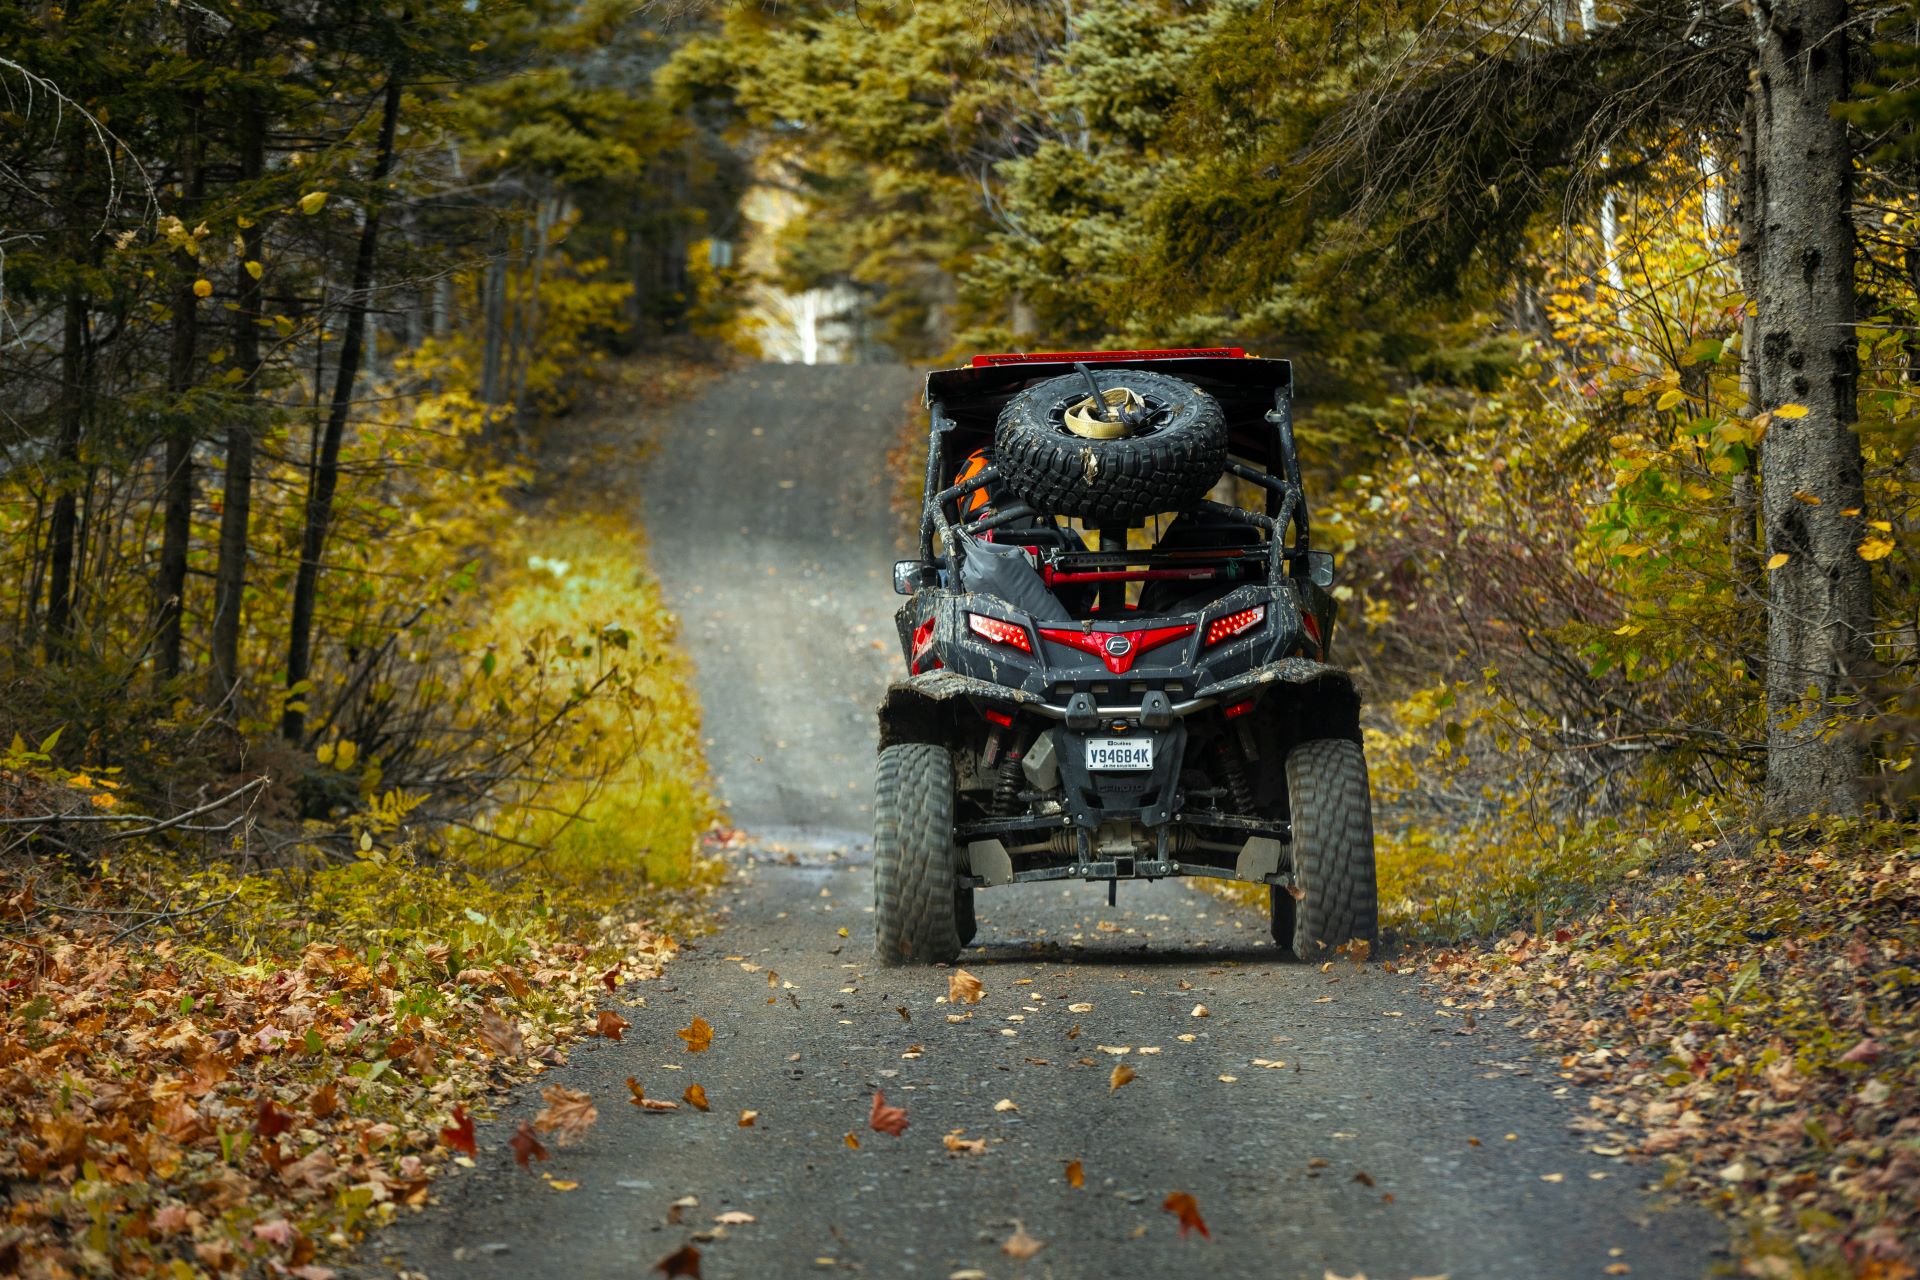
358, 363, 1722, 1280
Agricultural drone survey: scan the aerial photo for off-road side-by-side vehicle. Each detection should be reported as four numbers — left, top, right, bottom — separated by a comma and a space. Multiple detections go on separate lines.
874, 348, 1378, 966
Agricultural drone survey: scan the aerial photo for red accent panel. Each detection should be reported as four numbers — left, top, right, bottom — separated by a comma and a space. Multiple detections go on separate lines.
910, 616, 938, 674
1301, 612, 1322, 652
982, 708, 1014, 728
970, 347, 1246, 367
1036, 624, 1195, 675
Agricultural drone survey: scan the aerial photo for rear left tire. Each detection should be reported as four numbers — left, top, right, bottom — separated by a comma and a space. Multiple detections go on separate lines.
874, 743, 963, 966
1280, 738, 1378, 960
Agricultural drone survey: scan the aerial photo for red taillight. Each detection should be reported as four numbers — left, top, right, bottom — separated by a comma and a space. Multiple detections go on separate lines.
1224, 699, 1255, 719
982, 708, 1014, 728
1204, 605, 1266, 648
967, 613, 1033, 654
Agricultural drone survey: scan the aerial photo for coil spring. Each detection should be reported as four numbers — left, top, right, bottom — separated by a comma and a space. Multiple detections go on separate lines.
995, 753, 1025, 816
1215, 738, 1255, 814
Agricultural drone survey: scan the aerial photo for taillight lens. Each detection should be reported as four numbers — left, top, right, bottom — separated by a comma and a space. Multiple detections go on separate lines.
1204, 604, 1265, 648
910, 616, 939, 674
967, 613, 1033, 654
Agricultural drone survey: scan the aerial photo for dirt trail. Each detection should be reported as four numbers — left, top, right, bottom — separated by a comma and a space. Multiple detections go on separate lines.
357, 364, 1721, 1280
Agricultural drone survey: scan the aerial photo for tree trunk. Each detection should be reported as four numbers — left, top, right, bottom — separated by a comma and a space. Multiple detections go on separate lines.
157, 34, 205, 680
43, 285, 86, 663
210, 74, 266, 714
283, 74, 403, 743
1749, 0, 1874, 815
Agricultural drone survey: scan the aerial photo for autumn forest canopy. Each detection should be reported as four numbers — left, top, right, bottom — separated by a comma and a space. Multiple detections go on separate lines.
0, 0, 1915, 1276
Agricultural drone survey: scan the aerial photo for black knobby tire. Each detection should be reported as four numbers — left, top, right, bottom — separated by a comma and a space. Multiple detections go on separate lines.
994, 370, 1228, 522
873, 743, 963, 966
1281, 738, 1379, 959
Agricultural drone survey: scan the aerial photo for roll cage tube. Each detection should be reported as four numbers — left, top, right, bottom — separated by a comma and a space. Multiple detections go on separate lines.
913, 366, 1311, 583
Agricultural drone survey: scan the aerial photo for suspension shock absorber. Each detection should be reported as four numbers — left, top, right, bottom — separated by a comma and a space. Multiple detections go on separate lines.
1214, 735, 1255, 814
995, 737, 1028, 816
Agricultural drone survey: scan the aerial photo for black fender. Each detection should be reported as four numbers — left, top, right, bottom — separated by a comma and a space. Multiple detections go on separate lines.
876, 672, 1049, 750
1204, 657, 1363, 744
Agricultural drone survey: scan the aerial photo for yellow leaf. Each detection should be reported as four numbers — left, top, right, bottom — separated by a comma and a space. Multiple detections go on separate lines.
1773, 403, 1809, 419
1654, 389, 1684, 411
844, 1132, 859, 1149
298, 191, 329, 215
1858, 536, 1895, 562
192, 278, 212, 298
469, 39, 488, 51
1109, 1064, 1136, 1093
245, 260, 263, 280
546, 1179, 578, 1191
1766, 552, 1790, 570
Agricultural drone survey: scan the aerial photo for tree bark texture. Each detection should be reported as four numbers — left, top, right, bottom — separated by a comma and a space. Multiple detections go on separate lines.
1748, 0, 1874, 815
210, 74, 266, 714
283, 74, 403, 742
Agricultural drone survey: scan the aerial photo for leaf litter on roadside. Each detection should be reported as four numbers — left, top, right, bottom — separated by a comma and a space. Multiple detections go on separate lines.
948, 969, 985, 1004
678, 1016, 714, 1052
1002, 1220, 1045, 1259
1164, 1191, 1210, 1238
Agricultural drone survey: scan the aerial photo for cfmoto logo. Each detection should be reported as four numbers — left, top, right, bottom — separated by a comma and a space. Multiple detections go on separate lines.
1104, 634, 1132, 657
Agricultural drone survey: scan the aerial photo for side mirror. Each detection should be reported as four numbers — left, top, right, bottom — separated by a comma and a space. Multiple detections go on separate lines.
894, 560, 936, 596
1305, 550, 1334, 588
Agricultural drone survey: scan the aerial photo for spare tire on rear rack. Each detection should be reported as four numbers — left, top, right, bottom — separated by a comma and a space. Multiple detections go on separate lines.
993, 368, 1229, 523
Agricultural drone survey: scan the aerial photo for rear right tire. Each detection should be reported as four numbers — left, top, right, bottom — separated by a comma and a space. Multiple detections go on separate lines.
874, 743, 963, 966
1277, 738, 1379, 960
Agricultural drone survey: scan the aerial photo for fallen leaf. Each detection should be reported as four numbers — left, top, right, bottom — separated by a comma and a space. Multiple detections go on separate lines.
547, 1179, 579, 1191
1068, 1002, 1093, 1012
627, 1078, 679, 1111
1540, 1172, 1565, 1183
535, 1085, 597, 1146
1353, 1170, 1375, 1187
480, 1008, 525, 1059
1110, 1064, 1137, 1093
601, 964, 621, 991
949, 969, 984, 1005
1001, 1220, 1045, 1260
1066, 1159, 1085, 1188
254, 1095, 294, 1139
1838, 1037, 1884, 1065
597, 1009, 631, 1041
869, 1089, 909, 1136
1190, 1004, 1210, 1018
509, 1121, 549, 1168
844, 1132, 859, 1149
678, 1016, 713, 1053
943, 1130, 987, 1155
440, 1106, 477, 1156
994, 1098, 1019, 1112
667, 1195, 698, 1223
654, 1243, 701, 1277
896, 1005, 911, 1021
1163, 1191, 1210, 1238
714, 1211, 756, 1225
307, 1082, 339, 1120
683, 1083, 710, 1112
738, 1110, 758, 1127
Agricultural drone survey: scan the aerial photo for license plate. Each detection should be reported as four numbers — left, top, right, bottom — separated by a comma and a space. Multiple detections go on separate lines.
1085, 738, 1153, 771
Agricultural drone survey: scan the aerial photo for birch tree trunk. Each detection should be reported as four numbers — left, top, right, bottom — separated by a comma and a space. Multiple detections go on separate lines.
1748, 0, 1874, 815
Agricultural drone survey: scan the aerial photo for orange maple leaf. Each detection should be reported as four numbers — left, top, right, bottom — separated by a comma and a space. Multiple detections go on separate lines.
253, 1095, 294, 1139
509, 1120, 549, 1168
654, 1243, 701, 1277
440, 1105, 476, 1156
683, 1083, 710, 1112
597, 1009, 631, 1041
947, 969, 984, 1005
868, 1089, 908, 1136
678, 1015, 713, 1053
1163, 1190, 1210, 1238
534, 1085, 597, 1146
626, 1077, 678, 1111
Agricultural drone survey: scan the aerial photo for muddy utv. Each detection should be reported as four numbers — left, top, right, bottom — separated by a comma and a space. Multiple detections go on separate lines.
875, 348, 1376, 966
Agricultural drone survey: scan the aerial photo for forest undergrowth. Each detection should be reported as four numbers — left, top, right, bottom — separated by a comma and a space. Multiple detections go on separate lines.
0, 353, 724, 1280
